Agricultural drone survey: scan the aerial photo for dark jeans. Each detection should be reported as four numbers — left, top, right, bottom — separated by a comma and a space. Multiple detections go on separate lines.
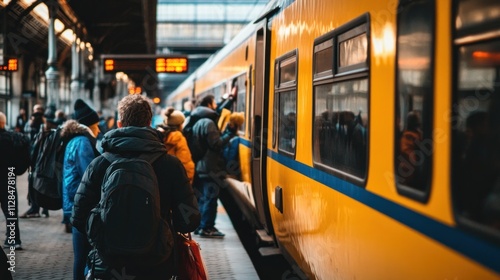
195, 176, 221, 230
72, 227, 91, 280
1, 184, 21, 245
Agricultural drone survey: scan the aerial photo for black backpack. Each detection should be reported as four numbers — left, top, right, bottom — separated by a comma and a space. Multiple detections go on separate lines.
86, 152, 173, 267
183, 116, 207, 163
31, 127, 66, 210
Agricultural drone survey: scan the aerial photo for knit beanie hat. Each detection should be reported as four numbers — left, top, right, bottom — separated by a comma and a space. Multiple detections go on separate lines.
73, 99, 99, 126
163, 107, 185, 127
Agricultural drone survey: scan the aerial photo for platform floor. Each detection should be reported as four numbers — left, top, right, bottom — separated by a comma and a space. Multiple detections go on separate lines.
0, 172, 259, 280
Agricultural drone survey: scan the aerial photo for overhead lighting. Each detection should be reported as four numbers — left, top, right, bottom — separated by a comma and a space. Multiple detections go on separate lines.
55, 19, 65, 33
18, 1, 50, 24
60, 29, 74, 43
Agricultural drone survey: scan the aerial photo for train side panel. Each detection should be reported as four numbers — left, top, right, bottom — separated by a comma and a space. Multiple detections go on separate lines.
266, 159, 497, 279
265, 0, 499, 278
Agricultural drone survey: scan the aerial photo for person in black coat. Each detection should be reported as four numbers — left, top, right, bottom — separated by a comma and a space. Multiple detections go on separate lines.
71, 94, 200, 280
190, 95, 237, 238
0, 112, 30, 250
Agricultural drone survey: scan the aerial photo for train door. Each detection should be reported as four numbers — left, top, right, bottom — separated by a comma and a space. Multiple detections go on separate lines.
251, 21, 274, 234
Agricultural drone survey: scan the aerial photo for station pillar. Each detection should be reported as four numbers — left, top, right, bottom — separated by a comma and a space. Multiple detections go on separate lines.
45, 2, 60, 109
70, 35, 80, 109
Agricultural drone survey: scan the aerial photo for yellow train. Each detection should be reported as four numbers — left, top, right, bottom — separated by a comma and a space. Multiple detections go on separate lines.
167, 0, 500, 278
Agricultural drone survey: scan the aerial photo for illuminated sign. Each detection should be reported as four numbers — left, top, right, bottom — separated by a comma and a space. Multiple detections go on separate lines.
101, 55, 188, 74
0, 58, 18, 71
156, 57, 188, 73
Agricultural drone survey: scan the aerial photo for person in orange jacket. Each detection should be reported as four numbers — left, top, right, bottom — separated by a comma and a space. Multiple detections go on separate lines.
157, 107, 195, 185
398, 110, 423, 187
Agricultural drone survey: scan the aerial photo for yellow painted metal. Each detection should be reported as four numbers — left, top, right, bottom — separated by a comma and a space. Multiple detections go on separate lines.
265, 0, 498, 278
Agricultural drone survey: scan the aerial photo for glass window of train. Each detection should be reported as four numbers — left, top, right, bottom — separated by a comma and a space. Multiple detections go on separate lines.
394, 0, 435, 202
279, 56, 297, 87
274, 61, 280, 88
272, 92, 278, 148
452, 38, 500, 240
312, 79, 368, 182
313, 39, 334, 80
214, 82, 226, 104
234, 74, 247, 133
312, 16, 369, 184
337, 23, 368, 75
274, 51, 298, 156
277, 90, 297, 156
455, 0, 500, 34
248, 65, 254, 139
272, 62, 279, 148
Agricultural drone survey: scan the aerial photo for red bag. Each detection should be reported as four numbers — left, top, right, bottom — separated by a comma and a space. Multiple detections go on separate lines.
175, 233, 208, 280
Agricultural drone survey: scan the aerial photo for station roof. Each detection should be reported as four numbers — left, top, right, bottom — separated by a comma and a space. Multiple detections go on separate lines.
66, 0, 157, 56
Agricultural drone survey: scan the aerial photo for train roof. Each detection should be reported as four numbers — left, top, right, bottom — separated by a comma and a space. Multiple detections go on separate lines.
168, 0, 280, 100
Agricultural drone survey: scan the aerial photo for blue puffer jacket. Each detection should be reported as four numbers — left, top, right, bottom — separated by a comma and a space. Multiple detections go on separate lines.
60, 120, 99, 223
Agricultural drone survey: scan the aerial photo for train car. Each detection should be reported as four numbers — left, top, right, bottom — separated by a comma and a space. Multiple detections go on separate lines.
167, 0, 500, 278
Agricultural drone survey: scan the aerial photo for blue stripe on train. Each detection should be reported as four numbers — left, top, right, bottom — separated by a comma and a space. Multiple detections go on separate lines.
228, 148, 500, 274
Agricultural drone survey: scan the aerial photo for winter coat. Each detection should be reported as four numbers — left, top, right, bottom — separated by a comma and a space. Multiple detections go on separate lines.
0, 128, 30, 182
24, 112, 44, 142
71, 126, 200, 278
223, 136, 242, 179
190, 106, 233, 179
61, 120, 99, 222
163, 129, 195, 184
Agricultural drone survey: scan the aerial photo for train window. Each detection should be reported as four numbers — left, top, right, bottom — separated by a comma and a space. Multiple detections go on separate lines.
338, 24, 368, 74
456, 0, 500, 32
278, 91, 297, 154
213, 82, 226, 103
314, 39, 334, 79
272, 91, 279, 148
272, 63, 279, 148
452, 0, 500, 242
394, 0, 435, 202
233, 74, 247, 133
279, 56, 297, 86
312, 14, 369, 184
274, 50, 297, 156
234, 75, 246, 112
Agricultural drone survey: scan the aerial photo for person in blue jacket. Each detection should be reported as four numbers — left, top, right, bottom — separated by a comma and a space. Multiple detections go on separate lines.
61, 99, 100, 280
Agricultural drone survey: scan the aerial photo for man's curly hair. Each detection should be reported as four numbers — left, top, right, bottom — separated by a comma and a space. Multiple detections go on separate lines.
117, 94, 153, 127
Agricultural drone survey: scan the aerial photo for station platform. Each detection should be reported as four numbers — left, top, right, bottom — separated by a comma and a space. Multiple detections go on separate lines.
0, 172, 259, 280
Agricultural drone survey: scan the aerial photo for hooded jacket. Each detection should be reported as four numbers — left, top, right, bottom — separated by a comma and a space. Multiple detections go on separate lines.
61, 120, 99, 222
71, 126, 200, 278
71, 126, 200, 234
190, 106, 233, 179
161, 128, 195, 184
0, 128, 30, 179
